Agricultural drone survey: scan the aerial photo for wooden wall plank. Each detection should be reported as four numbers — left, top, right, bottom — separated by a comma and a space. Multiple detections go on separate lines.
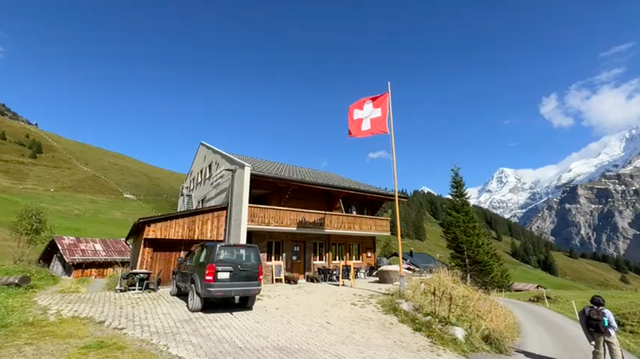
142, 209, 227, 241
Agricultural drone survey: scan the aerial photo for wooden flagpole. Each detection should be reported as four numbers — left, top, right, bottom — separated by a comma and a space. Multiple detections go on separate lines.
388, 81, 405, 293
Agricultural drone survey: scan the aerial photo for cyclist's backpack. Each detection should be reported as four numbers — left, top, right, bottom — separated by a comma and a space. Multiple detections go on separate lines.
586, 307, 607, 334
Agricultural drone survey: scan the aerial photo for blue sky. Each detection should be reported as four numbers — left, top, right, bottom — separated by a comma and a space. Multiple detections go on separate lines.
1, 1, 639, 195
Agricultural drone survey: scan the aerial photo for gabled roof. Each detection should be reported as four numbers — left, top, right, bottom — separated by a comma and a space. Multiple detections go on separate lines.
390, 251, 447, 268
231, 153, 402, 198
42, 236, 131, 264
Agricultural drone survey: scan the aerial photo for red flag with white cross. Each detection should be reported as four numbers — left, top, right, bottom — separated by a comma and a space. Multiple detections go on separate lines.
348, 92, 389, 138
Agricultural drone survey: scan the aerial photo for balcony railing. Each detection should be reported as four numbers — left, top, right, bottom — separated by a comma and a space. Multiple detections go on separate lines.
247, 204, 390, 234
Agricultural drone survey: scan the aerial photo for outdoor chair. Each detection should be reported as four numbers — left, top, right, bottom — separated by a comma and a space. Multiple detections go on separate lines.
142, 269, 163, 292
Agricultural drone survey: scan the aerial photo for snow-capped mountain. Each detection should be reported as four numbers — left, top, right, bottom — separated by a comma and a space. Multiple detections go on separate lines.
420, 186, 437, 195
468, 127, 640, 223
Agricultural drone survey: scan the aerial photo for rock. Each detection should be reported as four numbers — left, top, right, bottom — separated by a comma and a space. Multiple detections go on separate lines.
446, 326, 467, 342
423, 316, 433, 323
397, 300, 414, 313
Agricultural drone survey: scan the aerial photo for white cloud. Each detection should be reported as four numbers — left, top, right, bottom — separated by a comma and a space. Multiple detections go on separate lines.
367, 150, 391, 161
320, 161, 328, 168
539, 93, 575, 128
599, 42, 636, 58
0, 46, 3, 59
507, 142, 517, 147
538, 64, 640, 135
592, 67, 625, 83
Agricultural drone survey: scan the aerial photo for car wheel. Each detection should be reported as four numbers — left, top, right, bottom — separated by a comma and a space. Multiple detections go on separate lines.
170, 277, 181, 296
187, 284, 203, 312
238, 296, 256, 309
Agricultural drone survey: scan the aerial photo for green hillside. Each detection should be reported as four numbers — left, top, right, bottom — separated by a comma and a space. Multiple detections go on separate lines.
0, 116, 184, 261
378, 214, 640, 291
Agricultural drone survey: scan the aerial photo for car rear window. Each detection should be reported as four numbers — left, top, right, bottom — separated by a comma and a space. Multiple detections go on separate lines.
215, 246, 260, 264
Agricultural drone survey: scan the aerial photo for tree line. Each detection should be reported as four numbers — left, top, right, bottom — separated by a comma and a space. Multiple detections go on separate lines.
378, 180, 559, 277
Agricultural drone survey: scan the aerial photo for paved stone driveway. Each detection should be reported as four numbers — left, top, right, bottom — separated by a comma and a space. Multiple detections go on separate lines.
36, 280, 460, 359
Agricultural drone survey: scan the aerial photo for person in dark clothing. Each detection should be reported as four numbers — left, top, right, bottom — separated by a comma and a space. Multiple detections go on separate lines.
578, 295, 623, 359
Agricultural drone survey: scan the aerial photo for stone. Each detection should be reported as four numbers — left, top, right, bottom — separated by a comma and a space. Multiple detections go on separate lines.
398, 300, 414, 313
446, 326, 467, 342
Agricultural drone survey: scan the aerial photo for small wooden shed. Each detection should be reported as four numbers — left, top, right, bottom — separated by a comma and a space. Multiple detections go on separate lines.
38, 236, 131, 278
126, 205, 227, 286
511, 282, 545, 292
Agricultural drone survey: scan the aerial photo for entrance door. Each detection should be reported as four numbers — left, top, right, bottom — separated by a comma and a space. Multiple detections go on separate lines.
291, 242, 305, 279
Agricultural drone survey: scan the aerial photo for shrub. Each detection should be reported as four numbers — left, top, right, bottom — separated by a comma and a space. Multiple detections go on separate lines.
620, 274, 631, 285
35, 140, 43, 154
379, 271, 518, 354
24, 133, 30, 139
28, 149, 37, 159
0, 131, 6, 141
9, 204, 53, 263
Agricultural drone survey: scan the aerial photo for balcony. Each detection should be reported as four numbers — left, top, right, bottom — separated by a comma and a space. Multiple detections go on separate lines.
247, 204, 390, 235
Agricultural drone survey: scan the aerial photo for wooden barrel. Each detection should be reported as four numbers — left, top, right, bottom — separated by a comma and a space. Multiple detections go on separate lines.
0, 276, 31, 287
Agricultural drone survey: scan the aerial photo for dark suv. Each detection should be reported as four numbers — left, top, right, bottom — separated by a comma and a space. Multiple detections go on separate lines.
170, 242, 263, 312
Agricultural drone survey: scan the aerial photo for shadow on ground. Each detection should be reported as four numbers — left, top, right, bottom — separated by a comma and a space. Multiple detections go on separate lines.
175, 296, 254, 314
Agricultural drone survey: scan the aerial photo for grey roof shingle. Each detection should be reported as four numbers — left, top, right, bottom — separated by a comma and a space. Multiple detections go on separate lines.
231, 154, 398, 197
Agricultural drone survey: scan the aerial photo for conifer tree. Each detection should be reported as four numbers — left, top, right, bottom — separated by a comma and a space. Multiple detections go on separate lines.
442, 166, 511, 290
0, 130, 6, 141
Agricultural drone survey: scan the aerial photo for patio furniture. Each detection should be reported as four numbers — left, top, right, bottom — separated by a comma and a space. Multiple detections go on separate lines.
141, 269, 163, 292
118, 269, 152, 292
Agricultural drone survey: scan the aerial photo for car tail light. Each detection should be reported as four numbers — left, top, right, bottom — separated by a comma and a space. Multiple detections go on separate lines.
204, 264, 216, 283
258, 264, 263, 282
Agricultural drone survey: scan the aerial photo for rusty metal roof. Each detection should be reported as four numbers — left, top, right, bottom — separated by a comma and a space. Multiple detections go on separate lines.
52, 236, 131, 264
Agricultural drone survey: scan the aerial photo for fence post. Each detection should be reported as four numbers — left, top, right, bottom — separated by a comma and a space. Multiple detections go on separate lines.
542, 288, 549, 308
572, 300, 579, 320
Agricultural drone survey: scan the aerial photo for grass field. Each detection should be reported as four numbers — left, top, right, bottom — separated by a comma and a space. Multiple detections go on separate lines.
378, 214, 640, 291
0, 265, 168, 358
505, 290, 640, 357
0, 116, 184, 262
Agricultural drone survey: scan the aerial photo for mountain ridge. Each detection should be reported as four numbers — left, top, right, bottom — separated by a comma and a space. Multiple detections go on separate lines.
468, 127, 640, 222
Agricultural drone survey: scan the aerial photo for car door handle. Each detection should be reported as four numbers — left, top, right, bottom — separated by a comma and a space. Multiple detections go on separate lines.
238, 266, 250, 271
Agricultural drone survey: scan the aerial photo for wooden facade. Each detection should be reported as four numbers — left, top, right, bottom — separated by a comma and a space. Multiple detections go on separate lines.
128, 206, 228, 286
143, 209, 226, 240
250, 232, 376, 283
247, 204, 390, 234
72, 264, 124, 279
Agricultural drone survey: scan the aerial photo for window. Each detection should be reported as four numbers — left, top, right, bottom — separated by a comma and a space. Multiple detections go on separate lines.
206, 163, 212, 179
312, 242, 325, 262
349, 243, 361, 262
266, 241, 282, 262
331, 243, 345, 262
197, 170, 202, 184
189, 178, 194, 191
198, 246, 209, 263
216, 246, 260, 264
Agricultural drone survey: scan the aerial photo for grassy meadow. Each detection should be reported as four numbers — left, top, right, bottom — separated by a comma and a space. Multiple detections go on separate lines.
378, 214, 640, 291
0, 116, 184, 262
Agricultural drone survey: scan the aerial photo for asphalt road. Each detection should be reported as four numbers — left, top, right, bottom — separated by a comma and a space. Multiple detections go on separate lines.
472, 298, 638, 359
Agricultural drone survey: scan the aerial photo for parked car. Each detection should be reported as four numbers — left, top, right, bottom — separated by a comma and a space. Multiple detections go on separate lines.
170, 242, 263, 312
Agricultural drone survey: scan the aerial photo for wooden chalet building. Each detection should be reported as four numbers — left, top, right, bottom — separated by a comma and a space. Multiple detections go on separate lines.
127, 142, 404, 285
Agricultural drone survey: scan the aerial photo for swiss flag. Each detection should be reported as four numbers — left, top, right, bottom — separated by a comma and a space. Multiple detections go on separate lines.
348, 92, 389, 138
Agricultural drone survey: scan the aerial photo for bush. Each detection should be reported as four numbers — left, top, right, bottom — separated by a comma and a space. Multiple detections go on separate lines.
379, 271, 518, 354
9, 204, 53, 263
24, 133, 30, 139
28, 149, 37, 159
0, 130, 6, 141
620, 274, 631, 285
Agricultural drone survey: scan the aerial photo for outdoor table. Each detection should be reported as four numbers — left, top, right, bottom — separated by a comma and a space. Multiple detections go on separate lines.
120, 270, 152, 292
